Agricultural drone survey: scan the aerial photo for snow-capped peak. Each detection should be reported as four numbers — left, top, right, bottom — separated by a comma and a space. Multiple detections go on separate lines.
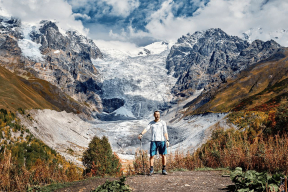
93, 40, 173, 60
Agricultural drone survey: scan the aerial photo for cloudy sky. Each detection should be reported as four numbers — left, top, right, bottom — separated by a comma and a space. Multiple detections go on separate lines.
1, 0, 288, 47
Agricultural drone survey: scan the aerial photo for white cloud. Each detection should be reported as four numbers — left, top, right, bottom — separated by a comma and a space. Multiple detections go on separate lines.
0, 0, 88, 35
73, 13, 91, 20
68, 0, 140, 18
2, 0, 288, 46
108, 0, 288, 46
109, 29, 128, 41
108, 24, 151, 42
103, 0, 140, 17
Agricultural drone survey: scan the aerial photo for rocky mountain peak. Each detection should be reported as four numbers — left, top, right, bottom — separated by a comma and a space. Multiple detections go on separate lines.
166, 28, 281, 97
203, 28, 230, 38
0, 16, 22, 39
250, 39, 280, 49
39, 20, 59, 34
232, 39, 281, 71
0, 17, 104, 113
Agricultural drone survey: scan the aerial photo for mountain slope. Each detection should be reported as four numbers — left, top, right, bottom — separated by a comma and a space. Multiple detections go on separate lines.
183, 47, 288, 115
0, 17, 103, 113
0, 65, 87, 114
0, 65, 55, 112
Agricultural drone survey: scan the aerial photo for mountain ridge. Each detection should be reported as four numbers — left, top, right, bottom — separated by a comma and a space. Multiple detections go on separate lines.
166, 28, 281, 100
0, 17, 104, 114
182, 47, 288, 115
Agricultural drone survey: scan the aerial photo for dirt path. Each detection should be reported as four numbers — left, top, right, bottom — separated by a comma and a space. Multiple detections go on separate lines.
56, 171, 233, 192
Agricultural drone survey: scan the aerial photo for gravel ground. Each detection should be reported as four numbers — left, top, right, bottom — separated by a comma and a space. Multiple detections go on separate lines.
55, 171, 234, 192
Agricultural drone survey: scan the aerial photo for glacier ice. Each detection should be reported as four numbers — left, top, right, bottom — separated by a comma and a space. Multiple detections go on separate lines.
18, 39, 43, 61
93, 41, 177, 119
18, 23, 44, 61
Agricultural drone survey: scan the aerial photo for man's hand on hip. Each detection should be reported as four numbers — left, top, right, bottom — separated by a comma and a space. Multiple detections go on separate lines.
166, 140, 169, 147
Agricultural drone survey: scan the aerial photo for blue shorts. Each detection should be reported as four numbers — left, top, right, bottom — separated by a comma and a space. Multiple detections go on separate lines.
150, 141, 167, 157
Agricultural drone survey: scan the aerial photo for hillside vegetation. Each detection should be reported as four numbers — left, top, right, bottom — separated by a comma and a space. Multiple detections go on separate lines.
133, 101, 288, 176
0, 65, 88, 115
0, 108, 83, 191
0, 108, 125, 191
0, 65, 55, 112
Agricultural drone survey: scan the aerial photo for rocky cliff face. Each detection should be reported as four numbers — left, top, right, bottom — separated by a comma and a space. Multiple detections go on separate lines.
231, 39, 281, 71
166, 28, 281, 98
0, 17, 103, 113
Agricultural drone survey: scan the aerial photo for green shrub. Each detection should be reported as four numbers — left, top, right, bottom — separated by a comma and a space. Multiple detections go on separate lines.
92, 177, 131, 192
17, 108, 25, 115
274, 102, 288, 134
230, 167, 284, 192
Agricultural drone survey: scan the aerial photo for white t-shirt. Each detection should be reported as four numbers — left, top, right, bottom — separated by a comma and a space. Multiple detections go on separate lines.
145, 119, 167, 141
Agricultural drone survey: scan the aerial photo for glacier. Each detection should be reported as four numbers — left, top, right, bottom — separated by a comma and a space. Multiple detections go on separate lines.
92, 41, 177, 119
18, 23, 44, 61
88, 41, 231, 160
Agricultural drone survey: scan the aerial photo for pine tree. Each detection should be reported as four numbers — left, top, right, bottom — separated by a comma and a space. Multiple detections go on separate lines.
82, 136, 121, 176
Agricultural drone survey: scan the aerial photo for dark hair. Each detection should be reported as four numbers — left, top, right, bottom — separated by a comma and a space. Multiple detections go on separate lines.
154, 110, 160, 114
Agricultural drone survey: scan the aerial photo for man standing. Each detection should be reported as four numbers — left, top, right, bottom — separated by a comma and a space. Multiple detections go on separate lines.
138, 111, 169, 176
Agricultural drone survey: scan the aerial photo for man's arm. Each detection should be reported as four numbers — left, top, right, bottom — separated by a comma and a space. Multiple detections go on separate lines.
164, 133, 169, 141
138, 129, 147, 139
163, 122, 169, 147
138, 123, 151, 140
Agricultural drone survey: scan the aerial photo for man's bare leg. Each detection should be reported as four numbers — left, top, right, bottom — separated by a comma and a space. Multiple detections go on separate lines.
161, 154, 168, 174
150, 155, 154, 166
149, 155, 155, 175
161, 154, 166, 166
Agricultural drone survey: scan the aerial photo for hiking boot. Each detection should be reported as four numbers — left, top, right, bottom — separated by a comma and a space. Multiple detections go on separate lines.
149, 169, 154, 176
162, 169, 168, 175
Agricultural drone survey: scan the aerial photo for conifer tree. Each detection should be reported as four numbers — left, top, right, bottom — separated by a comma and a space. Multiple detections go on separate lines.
82, 136, 121, 176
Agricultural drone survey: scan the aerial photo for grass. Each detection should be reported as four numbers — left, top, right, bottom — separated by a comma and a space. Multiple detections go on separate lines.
0, 65, 87, 114
169, 168, 190, 172
0, 65, 57, 112
40, 182, 74, 192
194, 167, 229, 171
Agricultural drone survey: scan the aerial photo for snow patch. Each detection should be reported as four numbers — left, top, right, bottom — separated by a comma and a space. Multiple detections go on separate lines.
143, 41, 170, 55
18, 23, 44, 61
93, 40, 173, 59
54, 50, 60, 54
114, 106, 135, 118
18, 39, 43, 61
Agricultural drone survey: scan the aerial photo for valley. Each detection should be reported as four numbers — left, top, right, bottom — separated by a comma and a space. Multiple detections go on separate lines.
1, 14, 288, 191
